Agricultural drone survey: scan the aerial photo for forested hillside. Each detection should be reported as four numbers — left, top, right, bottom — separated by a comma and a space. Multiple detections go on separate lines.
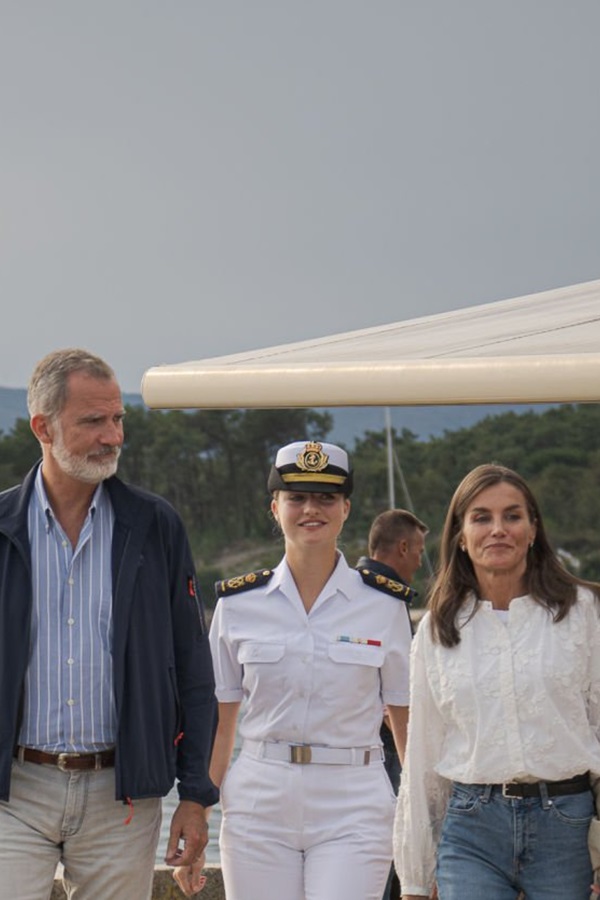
1, 403, 598, 603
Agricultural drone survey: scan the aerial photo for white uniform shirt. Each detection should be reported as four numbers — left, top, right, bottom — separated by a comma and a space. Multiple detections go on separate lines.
394, 588, 600, 896
209, 553, 412, 749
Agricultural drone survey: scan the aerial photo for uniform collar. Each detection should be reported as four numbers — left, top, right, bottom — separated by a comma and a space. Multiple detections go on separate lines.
356, 556, 406, 584
271, 552, 355, 601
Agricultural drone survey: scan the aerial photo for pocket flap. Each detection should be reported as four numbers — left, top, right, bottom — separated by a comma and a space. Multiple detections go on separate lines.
328, 642, 384, 667
238, 641, 285, 664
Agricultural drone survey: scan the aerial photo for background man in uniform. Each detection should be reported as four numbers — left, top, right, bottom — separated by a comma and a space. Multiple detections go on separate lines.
357, 508, 428, 598
357, 508, 429, 900
0, 348, 218, 900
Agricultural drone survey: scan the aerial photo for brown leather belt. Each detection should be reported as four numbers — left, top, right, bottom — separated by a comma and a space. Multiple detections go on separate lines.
14, 746, 115, 772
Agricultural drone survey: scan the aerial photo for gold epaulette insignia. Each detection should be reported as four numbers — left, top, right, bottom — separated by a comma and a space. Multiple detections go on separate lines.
358, 568, 416, 603
215, 569, 274, 598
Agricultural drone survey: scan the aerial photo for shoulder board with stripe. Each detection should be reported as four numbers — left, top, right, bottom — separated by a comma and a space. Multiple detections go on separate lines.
215, 569, 274, 598
357, 568, 416, 603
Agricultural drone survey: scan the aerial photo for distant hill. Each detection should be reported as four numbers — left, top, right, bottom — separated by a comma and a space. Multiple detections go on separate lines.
322, 403, 556, 447
0, 385, 554, 445
0, 387, 146, 437
0, 387, 31, 435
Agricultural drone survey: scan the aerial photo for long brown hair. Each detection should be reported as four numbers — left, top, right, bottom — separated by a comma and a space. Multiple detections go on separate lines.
429, 464, 600, 647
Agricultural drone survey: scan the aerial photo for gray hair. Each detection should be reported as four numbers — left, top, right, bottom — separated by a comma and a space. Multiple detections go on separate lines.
27, 348, 116, 419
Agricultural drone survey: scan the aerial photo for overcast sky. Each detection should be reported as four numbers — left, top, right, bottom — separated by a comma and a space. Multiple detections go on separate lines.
2, 1, 599, 392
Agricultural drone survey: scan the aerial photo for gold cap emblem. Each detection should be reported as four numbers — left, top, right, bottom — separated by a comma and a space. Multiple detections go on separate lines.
296, 441, 329, 472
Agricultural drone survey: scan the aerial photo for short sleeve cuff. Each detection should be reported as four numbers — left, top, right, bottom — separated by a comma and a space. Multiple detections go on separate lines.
381, 689, 409, 706
215, 687, 244, 702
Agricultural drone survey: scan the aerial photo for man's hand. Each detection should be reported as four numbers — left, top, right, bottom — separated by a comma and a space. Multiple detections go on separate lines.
164, 800, 209, 868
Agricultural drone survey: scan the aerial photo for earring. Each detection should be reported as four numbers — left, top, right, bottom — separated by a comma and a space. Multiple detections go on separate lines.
459, 544, 466, 552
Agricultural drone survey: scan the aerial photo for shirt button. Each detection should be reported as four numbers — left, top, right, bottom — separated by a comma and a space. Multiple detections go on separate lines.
67, 658, 74, 665
62, 540, 68, 548
67, 699, 75, 706
68, 578, 74, 585
67, 618, 75, 626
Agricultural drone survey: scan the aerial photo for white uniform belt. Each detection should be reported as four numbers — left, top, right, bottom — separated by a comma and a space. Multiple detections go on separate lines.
242, 739, 384, 766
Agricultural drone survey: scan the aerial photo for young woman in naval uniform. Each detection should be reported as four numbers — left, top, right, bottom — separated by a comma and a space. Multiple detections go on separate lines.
175, 440, 413, 900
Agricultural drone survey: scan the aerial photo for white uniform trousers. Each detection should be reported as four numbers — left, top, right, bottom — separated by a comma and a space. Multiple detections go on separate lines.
220, 749, 396, 900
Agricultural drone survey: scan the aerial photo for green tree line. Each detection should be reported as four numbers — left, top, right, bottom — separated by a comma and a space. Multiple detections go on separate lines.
1, 403, 599, 604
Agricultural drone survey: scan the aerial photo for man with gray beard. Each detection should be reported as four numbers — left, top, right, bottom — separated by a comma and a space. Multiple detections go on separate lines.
0, 349, 218, 900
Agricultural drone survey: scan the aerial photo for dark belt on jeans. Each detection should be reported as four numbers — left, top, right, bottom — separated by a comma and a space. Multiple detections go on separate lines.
14, 746, 115, 772
496, 773, 590, 799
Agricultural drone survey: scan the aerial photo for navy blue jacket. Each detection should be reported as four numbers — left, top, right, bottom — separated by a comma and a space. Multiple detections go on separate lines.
0, 465, 219, 807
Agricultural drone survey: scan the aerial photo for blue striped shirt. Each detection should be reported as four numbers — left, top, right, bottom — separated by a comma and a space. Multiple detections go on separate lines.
20, 468, 116, 751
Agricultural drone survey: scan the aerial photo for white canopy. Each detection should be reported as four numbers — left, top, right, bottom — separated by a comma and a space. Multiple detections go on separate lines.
141, 279, 600, 408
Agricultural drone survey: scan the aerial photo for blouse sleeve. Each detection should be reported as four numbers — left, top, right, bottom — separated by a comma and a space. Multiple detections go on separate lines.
393, 614, 452, 896
585, 589, 600, 779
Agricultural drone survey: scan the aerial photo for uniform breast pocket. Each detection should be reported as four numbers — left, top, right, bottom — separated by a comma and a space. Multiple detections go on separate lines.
324, 642, 384, 700
237, 641, 286, 696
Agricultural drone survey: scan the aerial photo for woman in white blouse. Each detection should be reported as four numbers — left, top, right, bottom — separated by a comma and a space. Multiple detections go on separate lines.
394, 463, 600, 900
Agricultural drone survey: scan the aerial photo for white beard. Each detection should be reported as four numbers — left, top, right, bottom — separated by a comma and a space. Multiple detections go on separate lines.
51, 426, 121, 484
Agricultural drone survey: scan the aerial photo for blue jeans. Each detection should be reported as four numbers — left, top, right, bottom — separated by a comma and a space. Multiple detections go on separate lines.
437, 782, 594, 900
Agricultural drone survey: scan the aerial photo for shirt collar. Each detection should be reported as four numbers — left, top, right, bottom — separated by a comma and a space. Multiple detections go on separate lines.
33, 465, 103, 531
270, 552, 355, 601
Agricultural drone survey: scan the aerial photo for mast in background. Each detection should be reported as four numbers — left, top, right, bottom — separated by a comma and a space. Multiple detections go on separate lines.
384, 407, 434, 578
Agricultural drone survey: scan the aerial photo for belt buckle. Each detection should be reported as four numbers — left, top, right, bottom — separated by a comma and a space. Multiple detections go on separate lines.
502, 782, 520, 799
57, 753, 79, 772
290, 745, 312, 764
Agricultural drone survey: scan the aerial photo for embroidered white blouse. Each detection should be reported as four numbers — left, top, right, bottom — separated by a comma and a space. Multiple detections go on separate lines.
394, 588, 600, 896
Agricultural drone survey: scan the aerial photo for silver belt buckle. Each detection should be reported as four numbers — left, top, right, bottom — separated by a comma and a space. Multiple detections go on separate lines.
502, 782, 519, 798
290, 745, 312, 764
57, 752, 79, 772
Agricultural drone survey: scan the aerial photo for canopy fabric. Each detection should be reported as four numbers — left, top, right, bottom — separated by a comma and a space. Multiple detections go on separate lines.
141, 279, 600, 408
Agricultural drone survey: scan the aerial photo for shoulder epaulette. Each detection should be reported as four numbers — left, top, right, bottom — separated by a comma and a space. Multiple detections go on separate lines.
215, 569, 274, 598
357, 568, 416, 604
